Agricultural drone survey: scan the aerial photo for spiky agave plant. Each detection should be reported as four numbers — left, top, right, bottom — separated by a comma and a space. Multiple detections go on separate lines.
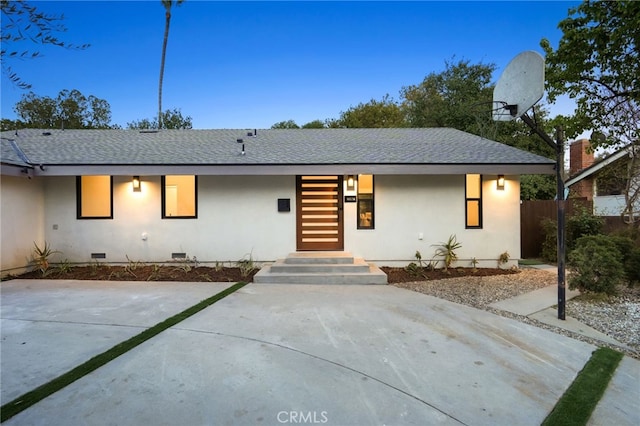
433, 234, 462, 272
32, 241, 61, 276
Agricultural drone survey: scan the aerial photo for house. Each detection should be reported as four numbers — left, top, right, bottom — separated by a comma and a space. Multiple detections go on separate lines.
565, 139, 639, 219
1, 128, 554, 276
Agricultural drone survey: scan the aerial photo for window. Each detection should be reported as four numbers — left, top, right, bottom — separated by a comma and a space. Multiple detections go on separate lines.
357, 174, 374, 229
162, 175, 197, 218
77, 176, 113, 219
465, 174, 482, 228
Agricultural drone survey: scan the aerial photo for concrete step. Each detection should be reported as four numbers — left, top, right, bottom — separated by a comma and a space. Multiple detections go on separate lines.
253, 252, 388, 285
270, 257, 371, 273
283, 251, 354, 265
253, 263, 388, 285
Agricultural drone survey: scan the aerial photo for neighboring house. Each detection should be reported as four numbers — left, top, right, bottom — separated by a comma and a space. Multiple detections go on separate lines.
565, 139, 639, 218
1, 128, 554, 275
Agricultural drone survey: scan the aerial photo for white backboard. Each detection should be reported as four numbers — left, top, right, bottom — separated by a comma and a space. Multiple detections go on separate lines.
492, 51, 545, 121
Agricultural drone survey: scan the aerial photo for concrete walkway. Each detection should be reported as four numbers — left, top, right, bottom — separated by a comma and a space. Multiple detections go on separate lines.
490, 264, 628, 348
491, 264, 639, 426
1, 278, 638, 425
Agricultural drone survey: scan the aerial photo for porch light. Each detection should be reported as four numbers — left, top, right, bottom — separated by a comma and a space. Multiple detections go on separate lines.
347, 175, 355, 191
497, 175, 505, 190
132, 176, 141, 192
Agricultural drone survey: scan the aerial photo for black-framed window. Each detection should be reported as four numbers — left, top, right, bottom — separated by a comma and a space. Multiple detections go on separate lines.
357, 174, 374, 229
76, 176, 113, 219
162, 175, 198, 218
465, 174, 482, 228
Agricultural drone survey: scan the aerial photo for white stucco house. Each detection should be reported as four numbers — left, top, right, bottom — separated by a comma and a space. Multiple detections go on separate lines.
1, 128, 554, 276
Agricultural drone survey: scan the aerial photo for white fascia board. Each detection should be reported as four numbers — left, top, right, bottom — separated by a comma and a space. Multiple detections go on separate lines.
0, 163, 34, 177
565, 148, 630, 188
30, 163, 556, 177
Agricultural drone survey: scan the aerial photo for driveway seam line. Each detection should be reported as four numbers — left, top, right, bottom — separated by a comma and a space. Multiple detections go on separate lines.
0, 317, 149, 329
172, 327, 469, 425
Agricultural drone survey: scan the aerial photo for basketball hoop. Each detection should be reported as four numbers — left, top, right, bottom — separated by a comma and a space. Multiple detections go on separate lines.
493, 50, 570, 321
492, 51, 545, 122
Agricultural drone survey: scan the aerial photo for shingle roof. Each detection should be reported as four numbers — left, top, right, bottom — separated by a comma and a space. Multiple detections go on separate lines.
1, 136, 32, 168
1, 128, 554, 169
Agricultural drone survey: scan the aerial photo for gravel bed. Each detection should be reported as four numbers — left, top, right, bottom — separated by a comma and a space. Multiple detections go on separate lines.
393, 268, 640, 360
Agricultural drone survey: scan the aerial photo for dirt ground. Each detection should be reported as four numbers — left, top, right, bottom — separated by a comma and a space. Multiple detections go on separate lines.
11, 263, 516, 284
381, 266, 518, 283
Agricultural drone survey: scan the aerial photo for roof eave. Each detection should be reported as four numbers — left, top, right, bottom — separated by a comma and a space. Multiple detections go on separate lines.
565, 147, 631, 188
29, 162, 556, 176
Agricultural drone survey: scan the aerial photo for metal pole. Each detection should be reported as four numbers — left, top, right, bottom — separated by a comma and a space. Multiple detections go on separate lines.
555, 127, 566, 320
519, 114, 566, 320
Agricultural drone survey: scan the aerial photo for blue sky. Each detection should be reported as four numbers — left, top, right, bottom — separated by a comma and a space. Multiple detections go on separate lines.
1, 0, 582, 129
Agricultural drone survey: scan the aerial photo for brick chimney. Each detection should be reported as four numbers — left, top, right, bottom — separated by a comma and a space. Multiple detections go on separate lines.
570, 139, 595, 175
569, 139, 595, 200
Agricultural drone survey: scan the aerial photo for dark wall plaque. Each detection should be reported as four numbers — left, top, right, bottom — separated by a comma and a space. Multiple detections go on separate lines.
278, 198, 291, 212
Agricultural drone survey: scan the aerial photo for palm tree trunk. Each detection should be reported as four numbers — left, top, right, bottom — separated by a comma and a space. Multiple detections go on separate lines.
158, 9, 171, 130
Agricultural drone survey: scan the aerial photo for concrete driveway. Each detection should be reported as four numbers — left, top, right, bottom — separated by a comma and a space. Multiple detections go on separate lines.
0, 279, 628, 425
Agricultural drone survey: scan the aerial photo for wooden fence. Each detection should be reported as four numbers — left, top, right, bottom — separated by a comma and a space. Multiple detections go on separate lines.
520, 199, 633, 258
520, 198, 590, 259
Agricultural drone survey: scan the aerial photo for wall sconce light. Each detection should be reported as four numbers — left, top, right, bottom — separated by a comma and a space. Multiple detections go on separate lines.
346, 175, 355, 191
497, 175, 505, 190
132, 176, 141, 192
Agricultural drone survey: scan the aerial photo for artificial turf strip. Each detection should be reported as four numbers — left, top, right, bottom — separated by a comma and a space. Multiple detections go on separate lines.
0, 282, 247, 423
542, 347, 624, 426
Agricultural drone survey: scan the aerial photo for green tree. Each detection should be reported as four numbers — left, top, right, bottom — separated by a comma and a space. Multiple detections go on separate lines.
127, 118, 155, 130
400, 59, 494, 132
271, 120, 300, 129
13, 89, 111, 129
520, 175, 557, 201
160, 107, 191, 129
333, 95, 405, 128
127, 108, 192, 130
301, 119, 326, 129
1, 118, 24, 131
542, 0, 640, 222
158, 0, 184, 129
14, 92, 58, 128
1, 0, 90, 89
541, 1, 639, 149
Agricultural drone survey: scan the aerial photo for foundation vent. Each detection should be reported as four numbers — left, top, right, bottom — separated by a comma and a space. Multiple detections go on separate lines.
91, 253, 106, 259
171, 252, 187, 259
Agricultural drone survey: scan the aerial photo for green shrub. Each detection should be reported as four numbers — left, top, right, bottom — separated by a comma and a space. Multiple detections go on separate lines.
626, 248, 640, 286
539, 206, 604, 262
540, 218, 557, 262
566, 205, 604, 251
568, 235, 625, 295
611, 225, 640, 247
605, 235, 640, 286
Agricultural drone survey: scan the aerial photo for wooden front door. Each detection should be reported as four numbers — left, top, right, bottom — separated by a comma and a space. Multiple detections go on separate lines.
296, 175, 344, 251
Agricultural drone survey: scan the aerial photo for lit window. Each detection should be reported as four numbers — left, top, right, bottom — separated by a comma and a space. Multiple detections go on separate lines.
77, 176, 113, 219
465, 174, 482, 228
357, 174, 374, 229
162, 175, 197, 218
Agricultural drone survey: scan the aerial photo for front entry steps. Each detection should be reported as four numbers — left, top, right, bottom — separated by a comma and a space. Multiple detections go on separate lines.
253, 252, 387, 285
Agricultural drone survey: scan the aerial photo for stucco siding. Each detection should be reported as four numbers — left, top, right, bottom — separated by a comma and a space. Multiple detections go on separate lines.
32, 173, 520, 267
344, 175, 520, 267
43, 175, 296, 264
1, 175, 45, 274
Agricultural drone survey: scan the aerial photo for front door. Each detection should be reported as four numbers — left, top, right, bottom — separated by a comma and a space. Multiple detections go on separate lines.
296, 175, 344, 251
